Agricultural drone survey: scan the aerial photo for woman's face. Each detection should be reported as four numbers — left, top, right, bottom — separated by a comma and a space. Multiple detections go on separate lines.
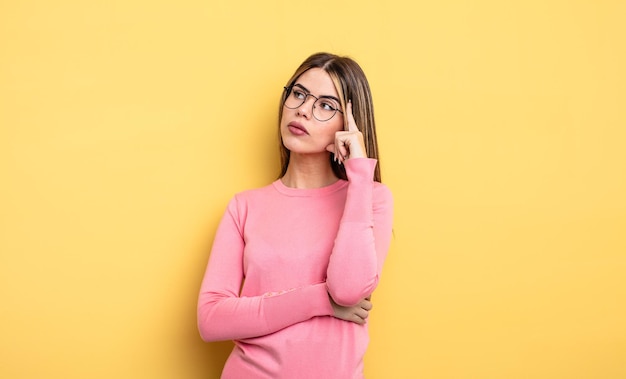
280, 68, 344, 156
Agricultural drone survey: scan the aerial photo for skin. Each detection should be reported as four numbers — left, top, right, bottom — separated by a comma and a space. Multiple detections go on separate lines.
280, 68, 371, 324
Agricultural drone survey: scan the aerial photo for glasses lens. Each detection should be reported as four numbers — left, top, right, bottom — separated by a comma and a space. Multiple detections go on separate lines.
313, 98, 339, 121
284, 87, 305, 109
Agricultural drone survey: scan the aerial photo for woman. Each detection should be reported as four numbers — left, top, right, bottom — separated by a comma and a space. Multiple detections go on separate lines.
197, 52, 394, 379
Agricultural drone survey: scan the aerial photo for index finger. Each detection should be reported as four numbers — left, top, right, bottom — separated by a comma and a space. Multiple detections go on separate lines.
346, 100, 359, 132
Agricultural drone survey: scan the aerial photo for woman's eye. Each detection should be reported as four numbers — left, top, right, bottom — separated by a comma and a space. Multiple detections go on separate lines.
293, 90, 306, 99
320, 101, 336, 111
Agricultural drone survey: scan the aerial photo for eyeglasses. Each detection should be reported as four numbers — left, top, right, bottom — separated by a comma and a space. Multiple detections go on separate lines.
283, 85, 343, 122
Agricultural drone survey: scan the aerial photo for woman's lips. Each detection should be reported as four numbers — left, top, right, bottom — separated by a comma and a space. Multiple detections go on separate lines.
287, 122, 309, 135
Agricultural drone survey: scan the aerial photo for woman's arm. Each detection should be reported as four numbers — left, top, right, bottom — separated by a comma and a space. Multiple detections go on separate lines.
324, 102, 394, 306
325, 158, 394, 306
197, 196, 334, 342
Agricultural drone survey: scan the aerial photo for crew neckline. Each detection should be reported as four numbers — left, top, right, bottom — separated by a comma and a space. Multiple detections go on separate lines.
272, 178, 348, 197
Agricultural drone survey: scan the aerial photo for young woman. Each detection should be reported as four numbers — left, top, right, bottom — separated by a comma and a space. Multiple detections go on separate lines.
197, 52, 394, 379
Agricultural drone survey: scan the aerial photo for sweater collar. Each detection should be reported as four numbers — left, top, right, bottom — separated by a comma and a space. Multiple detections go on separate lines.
272, 178, 347, 197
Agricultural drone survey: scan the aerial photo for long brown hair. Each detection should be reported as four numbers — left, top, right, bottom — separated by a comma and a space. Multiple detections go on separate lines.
278, 52, 382, 182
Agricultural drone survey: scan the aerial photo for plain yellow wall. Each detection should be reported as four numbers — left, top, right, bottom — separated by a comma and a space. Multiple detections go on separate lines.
1, 1, 625, 378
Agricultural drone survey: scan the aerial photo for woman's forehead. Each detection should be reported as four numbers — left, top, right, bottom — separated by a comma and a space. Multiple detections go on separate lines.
295, 68, 338, 97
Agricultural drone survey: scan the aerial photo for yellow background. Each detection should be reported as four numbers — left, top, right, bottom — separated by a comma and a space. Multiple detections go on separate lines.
1, 1, 625, 378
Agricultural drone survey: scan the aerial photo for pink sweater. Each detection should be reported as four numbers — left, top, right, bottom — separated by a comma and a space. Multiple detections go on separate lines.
197, 158, 393, 379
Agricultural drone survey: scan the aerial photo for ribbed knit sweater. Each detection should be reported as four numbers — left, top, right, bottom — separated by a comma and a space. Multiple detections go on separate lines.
197, 158, 393, 379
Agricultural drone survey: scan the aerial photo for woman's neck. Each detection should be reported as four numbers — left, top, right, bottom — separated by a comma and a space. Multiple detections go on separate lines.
281, 153, 338, 189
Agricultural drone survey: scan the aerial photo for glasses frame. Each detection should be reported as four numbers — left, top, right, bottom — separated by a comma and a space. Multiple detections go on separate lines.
283, 85, 344, 122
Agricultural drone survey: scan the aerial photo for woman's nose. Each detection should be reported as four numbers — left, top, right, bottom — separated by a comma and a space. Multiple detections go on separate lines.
297, 95, 315, 118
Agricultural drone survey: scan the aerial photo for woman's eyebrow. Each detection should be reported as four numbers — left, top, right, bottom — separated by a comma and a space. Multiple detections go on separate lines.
320, 95, 340, 102
293, 83, 310, 93
294, 83, 339, 101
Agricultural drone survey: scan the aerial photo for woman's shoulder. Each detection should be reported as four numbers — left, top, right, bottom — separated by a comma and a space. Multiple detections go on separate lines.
229, 180, 282, 205
233, 180, 276, 197
222, 181, 279, 219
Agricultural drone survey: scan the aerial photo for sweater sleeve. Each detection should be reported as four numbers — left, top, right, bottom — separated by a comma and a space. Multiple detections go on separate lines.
326, 158, 394, 306
197, 196, 334, 342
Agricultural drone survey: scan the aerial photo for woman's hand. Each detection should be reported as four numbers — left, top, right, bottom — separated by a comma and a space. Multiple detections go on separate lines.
326, 101, 367, 163
328, 294, 373, 325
